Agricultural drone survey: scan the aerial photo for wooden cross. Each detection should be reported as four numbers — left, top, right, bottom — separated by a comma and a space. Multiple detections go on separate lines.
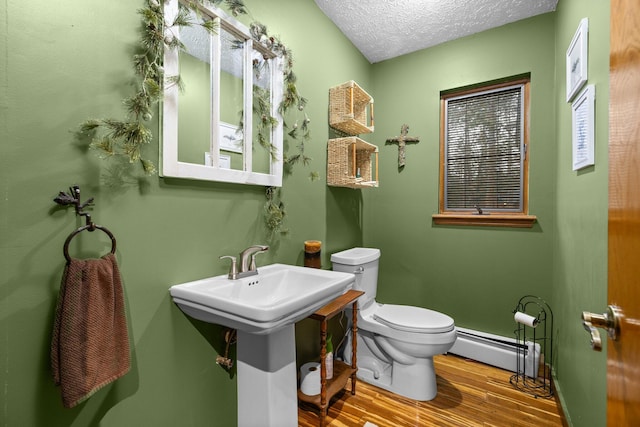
386, 124, 420, 168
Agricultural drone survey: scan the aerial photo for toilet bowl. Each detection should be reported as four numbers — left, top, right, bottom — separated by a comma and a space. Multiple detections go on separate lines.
331, 247, 456, 401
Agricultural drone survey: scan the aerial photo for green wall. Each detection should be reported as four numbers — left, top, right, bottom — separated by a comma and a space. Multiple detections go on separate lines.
551, 1, 610, 426
367, 14, 557, 337
0, 0, 369, 425
363, 1, 609, 425
0, 0, 609, 425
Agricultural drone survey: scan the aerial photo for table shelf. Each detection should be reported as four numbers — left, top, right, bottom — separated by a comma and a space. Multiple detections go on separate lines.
298, 289, 364, 427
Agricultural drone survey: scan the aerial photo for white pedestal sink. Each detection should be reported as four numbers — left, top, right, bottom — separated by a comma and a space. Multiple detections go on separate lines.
170, 264, 355, 427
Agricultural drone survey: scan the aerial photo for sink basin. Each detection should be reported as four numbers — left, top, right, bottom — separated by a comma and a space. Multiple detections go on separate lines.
170, 263, 355, 334
170, 263, 356, 426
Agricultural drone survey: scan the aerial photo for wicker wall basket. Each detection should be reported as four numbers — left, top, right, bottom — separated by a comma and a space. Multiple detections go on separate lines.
327, 137, 379, 188
329, 81, 374, 135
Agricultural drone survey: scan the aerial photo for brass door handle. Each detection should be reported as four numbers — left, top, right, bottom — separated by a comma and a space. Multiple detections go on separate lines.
581, 305, 621, 351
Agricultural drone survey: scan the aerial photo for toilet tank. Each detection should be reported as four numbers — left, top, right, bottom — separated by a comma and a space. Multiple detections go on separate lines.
331, 248, 380, 305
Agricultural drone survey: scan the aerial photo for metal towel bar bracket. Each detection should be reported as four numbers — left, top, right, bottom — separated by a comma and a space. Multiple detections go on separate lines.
54, 185, 116, 262
54, 185, 95, 228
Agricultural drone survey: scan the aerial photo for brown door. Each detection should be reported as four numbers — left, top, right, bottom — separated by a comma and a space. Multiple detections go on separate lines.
608, 0, 640, 425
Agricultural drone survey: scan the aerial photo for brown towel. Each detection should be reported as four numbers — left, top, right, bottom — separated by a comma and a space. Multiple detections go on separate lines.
51, 253, 130, 408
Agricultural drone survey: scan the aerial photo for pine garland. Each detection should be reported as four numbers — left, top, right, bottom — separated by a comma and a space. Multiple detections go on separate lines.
78, 0, 314, 235
79, 0, 171, 174
80, 0, 311, 179
264, 186, 287, 237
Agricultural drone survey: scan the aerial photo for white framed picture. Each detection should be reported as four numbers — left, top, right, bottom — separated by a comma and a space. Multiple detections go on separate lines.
566, 18, 588, 102
204, 152, 231, 169
572, 84, 595, 171
219, 121, 243, 153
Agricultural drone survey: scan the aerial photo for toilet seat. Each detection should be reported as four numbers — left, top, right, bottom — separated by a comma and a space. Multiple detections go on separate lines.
374, 304, 455, 334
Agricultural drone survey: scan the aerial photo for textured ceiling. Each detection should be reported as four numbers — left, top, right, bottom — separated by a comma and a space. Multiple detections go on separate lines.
314, 0, 559, 63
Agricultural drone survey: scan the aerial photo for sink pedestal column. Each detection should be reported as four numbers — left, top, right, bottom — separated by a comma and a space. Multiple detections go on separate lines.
236, 326, 298, 427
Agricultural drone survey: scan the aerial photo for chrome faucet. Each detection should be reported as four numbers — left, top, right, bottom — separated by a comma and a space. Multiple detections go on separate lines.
220, 245, 269, 280
219, 255, 238, 280
239, 245, 269, 275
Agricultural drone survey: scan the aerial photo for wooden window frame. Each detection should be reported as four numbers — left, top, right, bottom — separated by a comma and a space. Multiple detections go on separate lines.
433, 76, 536, 228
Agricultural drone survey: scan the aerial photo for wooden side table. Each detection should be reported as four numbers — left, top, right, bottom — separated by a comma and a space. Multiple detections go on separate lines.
298, 289, 364, 427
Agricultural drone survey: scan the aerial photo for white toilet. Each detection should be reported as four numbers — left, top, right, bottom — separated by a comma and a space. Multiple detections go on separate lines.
331, 247, 456, 401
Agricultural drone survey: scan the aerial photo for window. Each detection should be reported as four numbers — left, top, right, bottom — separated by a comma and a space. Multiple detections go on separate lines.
433, 76, 536, 227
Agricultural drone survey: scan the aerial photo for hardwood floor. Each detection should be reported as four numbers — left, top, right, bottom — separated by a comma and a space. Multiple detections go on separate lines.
298, 354, 565, 427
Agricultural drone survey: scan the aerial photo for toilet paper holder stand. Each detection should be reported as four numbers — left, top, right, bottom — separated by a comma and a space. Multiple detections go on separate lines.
509, 295, 554, 398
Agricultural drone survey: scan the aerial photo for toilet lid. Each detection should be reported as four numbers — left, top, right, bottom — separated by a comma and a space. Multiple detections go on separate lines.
373, 304, 455, 333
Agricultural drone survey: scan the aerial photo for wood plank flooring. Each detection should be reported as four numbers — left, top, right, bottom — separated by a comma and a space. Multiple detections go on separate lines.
298, 354, 565, 427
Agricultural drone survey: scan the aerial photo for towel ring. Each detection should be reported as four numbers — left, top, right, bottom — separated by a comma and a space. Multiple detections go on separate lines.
63, 224, 117, 263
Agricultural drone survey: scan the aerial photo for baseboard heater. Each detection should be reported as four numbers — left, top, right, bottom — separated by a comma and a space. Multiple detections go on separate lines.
448, 327, 540, 378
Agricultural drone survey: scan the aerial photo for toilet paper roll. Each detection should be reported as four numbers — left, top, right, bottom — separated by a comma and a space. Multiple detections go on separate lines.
514, 311, 539, 327
299, 362, 321, 396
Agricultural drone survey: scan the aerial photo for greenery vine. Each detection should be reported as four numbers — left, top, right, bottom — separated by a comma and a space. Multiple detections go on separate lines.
78, 0, 313, 235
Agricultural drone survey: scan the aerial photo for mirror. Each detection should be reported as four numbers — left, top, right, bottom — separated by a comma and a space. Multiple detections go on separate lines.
162, 0, 284, 186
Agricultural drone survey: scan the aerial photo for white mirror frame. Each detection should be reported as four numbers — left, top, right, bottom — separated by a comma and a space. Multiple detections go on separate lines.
162, 0, 284, 186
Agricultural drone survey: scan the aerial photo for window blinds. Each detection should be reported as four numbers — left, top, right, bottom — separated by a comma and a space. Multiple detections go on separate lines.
445, 85, 524, 212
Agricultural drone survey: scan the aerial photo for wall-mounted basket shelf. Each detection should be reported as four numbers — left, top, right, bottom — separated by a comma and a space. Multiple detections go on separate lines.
327, 137, 379, 189
329, 80, 374, 135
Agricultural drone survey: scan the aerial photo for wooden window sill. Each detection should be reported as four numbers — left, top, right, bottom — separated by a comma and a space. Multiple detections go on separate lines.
432, 213, 537, 228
